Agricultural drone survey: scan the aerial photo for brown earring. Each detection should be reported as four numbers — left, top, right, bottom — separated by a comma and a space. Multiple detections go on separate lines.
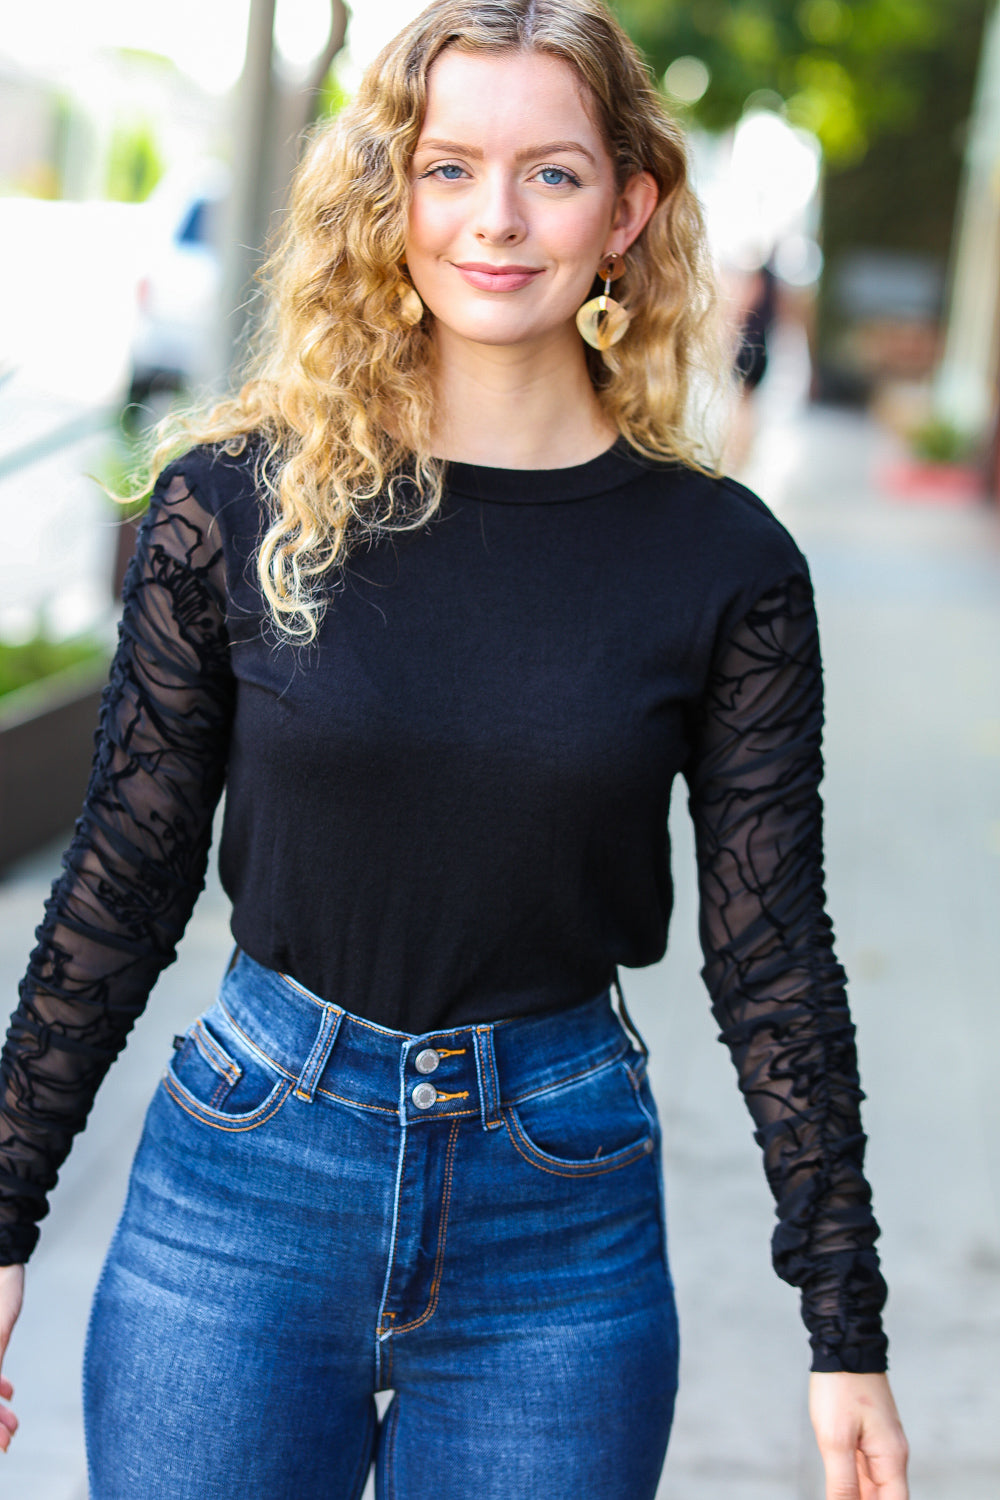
576, 252, 630, 350
394, 268, 424, 328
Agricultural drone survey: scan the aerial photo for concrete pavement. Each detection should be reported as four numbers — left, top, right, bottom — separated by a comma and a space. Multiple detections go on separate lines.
0, 392, 998, 1497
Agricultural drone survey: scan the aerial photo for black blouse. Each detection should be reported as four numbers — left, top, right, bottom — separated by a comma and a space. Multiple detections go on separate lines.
0, 439, 888, 1371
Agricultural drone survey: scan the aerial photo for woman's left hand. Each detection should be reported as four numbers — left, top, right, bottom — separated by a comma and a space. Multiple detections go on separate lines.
809, 1371, 908, 1499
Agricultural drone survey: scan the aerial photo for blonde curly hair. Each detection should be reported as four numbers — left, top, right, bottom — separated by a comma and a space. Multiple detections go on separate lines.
149, 0, 724, 640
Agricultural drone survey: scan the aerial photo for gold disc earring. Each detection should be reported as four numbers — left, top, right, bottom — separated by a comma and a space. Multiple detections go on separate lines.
576, 252, 630, 350
395, 268, 424, 328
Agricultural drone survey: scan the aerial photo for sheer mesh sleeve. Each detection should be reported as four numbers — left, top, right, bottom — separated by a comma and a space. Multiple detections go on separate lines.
685, 573, 889, 1372
0, 469, 234, 1263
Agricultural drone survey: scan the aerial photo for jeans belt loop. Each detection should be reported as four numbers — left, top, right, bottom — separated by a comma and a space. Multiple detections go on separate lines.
474, 1025, 503, 1131
294, 1004, 343, 1103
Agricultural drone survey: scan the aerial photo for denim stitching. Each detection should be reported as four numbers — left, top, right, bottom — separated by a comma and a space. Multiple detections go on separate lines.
474, 1025, 502, 1126
502, 1042, 629, 1106
383, 1321, 394, 1392
278, 971, 328, 1008
375, 1088, 409, 1353
294, 1005, 341, 1103
409, 1105, 478, 1118
192, 1021, 240, 1084
296, 1014, 340, 1098
314, 1087, 478, 1118
199, 1016, 401, 1115
201, 1012, 402, 1115
208, 1078, 230, 1109
218, 1003, 289, 1075
502, 1107, 652, 1176
162, 1073, 293, 1131
473, 1030, 490, 1130
485, 1028, 500, 1109
212, 1004, 628, 1122
180, 1025, 241, 1110
392, 1118, 460, 1334
316, 1087, 397, 1115
282, 973, 415, 1042
624, 1055, 649, 1088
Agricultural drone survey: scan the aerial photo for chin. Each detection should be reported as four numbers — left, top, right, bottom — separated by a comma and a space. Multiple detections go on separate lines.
431, 309, 571, 349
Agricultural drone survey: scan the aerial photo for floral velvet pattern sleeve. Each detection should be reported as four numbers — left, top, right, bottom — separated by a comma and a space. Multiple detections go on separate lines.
685, 573, 889, 1372
0, 471, 234, 1263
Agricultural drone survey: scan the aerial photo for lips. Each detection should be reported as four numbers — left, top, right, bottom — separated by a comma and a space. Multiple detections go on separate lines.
453, 262, 544, 292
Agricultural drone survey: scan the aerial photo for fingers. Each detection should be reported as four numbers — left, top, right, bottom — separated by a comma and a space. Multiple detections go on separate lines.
0, 1264, 25, 1453
819, 1440, 862, 1500
0, 1376, 15, 1454
810, 1372, 908, 1500
859, 1440, 909, 1499
0, 1399, 17, 1452
819, 1438, 908, 1500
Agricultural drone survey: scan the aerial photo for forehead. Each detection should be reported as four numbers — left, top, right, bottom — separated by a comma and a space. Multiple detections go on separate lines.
417, 48, 606, 156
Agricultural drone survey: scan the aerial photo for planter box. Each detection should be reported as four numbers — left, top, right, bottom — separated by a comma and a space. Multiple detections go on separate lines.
877, 459, 985, 504
0, 661, 109, 873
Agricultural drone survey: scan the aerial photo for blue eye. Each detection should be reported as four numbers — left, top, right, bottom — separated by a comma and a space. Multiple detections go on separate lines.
433, 163, 465, 180
537, 166, 583, 187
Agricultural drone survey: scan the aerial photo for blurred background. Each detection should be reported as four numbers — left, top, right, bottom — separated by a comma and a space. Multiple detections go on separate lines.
0, 2, 998, 1497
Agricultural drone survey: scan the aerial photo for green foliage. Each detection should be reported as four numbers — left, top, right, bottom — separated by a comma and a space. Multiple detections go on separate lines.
909, 417, 978, 464
317, 70, 349, 119
106, 119, 164, 203
614, 0, 985, 167
819, 0, 986, 274
94, 429, 152, 522
0, 634, 108, 701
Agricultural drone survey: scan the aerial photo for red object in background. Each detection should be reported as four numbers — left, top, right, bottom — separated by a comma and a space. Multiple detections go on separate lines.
877, 460, 985, 505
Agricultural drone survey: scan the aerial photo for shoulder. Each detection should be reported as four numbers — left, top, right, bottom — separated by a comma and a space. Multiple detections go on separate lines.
703, 472, 807, 583
620, 452, 810, 596
155, 437, 266, 519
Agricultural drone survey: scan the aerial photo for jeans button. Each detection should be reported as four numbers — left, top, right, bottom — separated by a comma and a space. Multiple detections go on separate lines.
412, 1082, 438, 1110
414, 1048, 440, 1075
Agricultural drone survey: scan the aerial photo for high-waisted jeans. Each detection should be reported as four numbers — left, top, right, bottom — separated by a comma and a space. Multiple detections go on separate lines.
84, 952, 679, 1499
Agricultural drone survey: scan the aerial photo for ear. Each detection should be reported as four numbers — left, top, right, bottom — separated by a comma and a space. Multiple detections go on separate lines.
607, 171, 659, 257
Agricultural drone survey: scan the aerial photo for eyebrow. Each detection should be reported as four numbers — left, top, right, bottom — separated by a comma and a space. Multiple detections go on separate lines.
415, 138, 598, 166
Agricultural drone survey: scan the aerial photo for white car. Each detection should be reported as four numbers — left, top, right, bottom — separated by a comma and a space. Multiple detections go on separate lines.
128, 163, 228, 404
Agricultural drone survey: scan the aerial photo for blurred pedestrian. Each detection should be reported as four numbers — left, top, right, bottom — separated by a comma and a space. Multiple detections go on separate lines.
722, 254, 778, 471
0, 2, 908, 1497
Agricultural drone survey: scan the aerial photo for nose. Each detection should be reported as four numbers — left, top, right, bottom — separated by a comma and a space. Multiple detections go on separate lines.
473, 169, 526, 246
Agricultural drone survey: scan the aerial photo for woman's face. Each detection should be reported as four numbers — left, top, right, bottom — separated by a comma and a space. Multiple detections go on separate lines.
405, 48, 656, 353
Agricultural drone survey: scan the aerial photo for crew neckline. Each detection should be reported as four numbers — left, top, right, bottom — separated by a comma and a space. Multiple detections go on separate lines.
443, 437, 660, 503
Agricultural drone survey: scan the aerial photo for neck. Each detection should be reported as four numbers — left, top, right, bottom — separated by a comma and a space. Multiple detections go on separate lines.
429, 323, 617, 469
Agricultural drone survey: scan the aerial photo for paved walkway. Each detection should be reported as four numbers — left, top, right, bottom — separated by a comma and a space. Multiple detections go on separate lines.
1, 395, 998, 1497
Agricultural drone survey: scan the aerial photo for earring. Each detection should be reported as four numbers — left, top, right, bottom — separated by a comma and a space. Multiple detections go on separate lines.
576, 252, 630, 350
394, 268, 424, 328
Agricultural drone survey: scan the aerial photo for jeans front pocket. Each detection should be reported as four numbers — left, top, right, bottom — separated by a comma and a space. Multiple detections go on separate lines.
163, 1002, 293, 1132
504, 1055, 657, 1177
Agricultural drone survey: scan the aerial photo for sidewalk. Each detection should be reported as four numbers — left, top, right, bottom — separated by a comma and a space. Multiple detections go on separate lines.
1, 393, 998, 1498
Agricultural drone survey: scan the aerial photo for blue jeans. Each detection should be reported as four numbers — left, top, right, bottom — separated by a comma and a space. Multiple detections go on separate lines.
84, 953, 679, 1498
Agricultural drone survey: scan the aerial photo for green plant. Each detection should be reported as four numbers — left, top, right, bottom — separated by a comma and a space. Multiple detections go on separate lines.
106, 118, 165, 204
91, 430, 153, 522
909, 417, 978, 465
0, 634, 109, 702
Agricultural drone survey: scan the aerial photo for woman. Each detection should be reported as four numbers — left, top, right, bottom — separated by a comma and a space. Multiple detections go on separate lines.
0, 2, 908, 1496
